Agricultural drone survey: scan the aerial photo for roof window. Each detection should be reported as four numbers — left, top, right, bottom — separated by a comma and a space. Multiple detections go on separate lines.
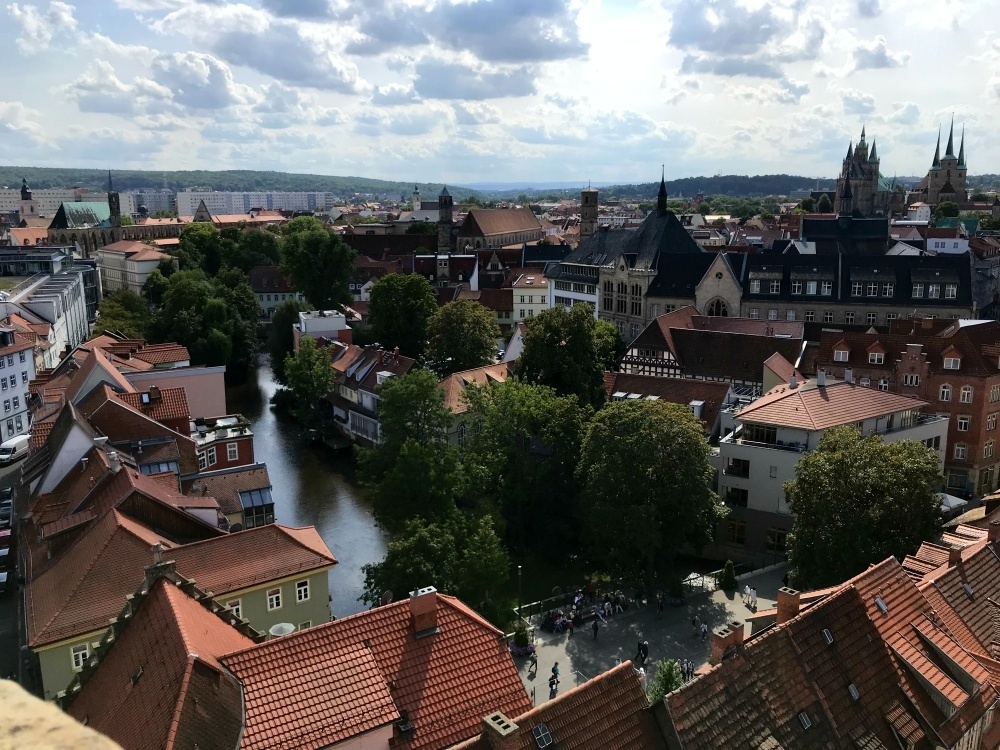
532, 724, 553, 748
848, 684, 860, 701
798, 712, 812, 730
834, 349, 849, 362
874, 596, 888, 614
963, 583, 974, 598
944, 357, 961, 370
821, 628, 834, 645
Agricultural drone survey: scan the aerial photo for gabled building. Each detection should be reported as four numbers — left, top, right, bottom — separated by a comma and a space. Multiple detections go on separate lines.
327, 344, 416, 446
603, 372, 733, 440
248, 264, 304, 318
456, 207, 543, 250
439, 362, 513, 446
96, 240, 171, 295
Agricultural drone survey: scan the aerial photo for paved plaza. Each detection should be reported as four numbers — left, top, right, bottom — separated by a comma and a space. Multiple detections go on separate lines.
515, 565, 788, 706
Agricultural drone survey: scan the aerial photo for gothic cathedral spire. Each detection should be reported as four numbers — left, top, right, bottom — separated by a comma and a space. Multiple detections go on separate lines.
869, 139, 878, 162
944, 115, 955, 159
958, 126, 966, 168
657, 164, 667, 214
932, 127, 941, 168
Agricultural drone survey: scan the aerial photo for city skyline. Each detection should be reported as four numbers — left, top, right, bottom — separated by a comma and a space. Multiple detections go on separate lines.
1, 0, 997, 183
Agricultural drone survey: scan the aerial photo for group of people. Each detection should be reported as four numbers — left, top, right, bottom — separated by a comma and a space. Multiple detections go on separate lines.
678, 658, 696, 682
691, 615, 709, 640
633, 640, 650, 665
742, 585, 758, 609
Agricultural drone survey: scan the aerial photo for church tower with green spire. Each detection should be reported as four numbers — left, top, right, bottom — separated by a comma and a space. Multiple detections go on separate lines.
916, 118, 968, 207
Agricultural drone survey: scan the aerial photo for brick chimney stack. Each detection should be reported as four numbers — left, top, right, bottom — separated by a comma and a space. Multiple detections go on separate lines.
481, 712, 519, 750
948, 545, 963, 567
710, 625, 734, 665
409, 586, 439, 637
776, 587, 801, 625
729, 620, 745, 647
989, 521, 1000, 544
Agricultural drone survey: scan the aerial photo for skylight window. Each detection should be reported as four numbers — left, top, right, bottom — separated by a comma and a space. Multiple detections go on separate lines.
874, 596, 888, 614
821, 628, 834, 645
963, 583, 974, 598
848, 684, 860, 701
798, 712, 812, 730
532, 724, 553, 749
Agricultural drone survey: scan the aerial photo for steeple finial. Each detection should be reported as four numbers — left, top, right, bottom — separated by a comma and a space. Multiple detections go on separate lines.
657, 165, 667, 214
945, 115, 955, 158
846, 141, 853, 161
958, 126, 966, 168
840, 175, 854, 216
869, 139, 878, 162
932, 127, 941, 168
108, 169, 113, 193
860, 124, 866, 144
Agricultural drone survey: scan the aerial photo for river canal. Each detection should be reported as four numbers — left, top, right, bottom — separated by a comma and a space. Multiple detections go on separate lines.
226, 361, 387, 618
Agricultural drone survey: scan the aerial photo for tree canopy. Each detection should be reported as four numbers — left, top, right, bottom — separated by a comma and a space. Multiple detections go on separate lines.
426, 299, 500, 375
577, 400, 723, 585
282, 337, 334, 433
267, 298, 311, 382
935, 201, 960, 220
816, 194, 833, 213
785, 426, 943, 588
516, 304, 609, 408
93, 289, 149, 339
368, 273, 438, 358
279, 216, 355, 310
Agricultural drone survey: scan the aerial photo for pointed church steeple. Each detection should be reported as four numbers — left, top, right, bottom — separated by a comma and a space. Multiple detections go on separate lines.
859, 125, 866, 146
108, 169, 114, 193
958, 126, 966, 168
869, 139, 878, 162
657, 164, 667, 214
932, 127, 941, 168
944, 115, 955, 159
846, 141, 853, 161
840, 174, 854, 216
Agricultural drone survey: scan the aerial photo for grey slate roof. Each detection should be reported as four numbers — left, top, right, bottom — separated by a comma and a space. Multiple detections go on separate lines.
48, 201, 112, 230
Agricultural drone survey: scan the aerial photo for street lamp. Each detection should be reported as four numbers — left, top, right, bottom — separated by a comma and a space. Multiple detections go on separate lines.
518, 565, 523, 620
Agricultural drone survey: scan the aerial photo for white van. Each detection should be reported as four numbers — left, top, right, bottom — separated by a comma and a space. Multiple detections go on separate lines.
0, 435, 29, 465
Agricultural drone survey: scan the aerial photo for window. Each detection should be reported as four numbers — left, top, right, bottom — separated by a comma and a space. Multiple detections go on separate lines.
207, 446, 217, 467
944, 357, 960, 370
912, 283, 924, 298
21, 372, 27, 383
3, 400, 8, 413
903, 374, 920, 387
12, 396, 18, 410
71, 643, 89, 672
850, 282, 862, 297
267, 587, 282, 611
940, 384, 952, 402
834, 349, 849, 362
19, 351, 25, 363
886, 313, 897, 322
15, 416, 21, 431
845, 312, 855, 324
227, 442, 239, 462
878, 378, 889, 391
868, 352, 884, 365
750, 279, 760, 293
957, 416, 970, 431
630, 323, 639, 339
749, 308, 759, 319
227, 599, 242, 620
867, 313, 877, 325
296, 580, 310, 603
767, 309, 778, 320
766, 527, 788, 553
860, 377, 870, 387
945, 283, 958, 299
198, 451, 207, 471
821, 281, 833, 296
5, 420, 12, 436
954, 443, 968, 460
824, 311, 835, 323
726, 520, 746, 545
989, 414, 997, 431
724, 487, 749, 507
806, 281, 817, 295
928, 283, 941, 299
867, 283, 878, 297
993, 385, 1000, 403
769, 280, 780, 294
8, 376, 14, 388
960, 386, 973, 403
5, 356, 10, 367
298, 621, 312, 630
1, 380, 6, 392
805, 310, 815, 322
882, 283, 894, 296
786, 310, 796, 321
986, 441, 995, 459
791, 281, 803, 295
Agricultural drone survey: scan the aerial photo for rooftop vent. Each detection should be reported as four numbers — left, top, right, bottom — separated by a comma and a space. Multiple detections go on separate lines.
963, 583, 974, 598
874, 596, 888, 614
531, 724, 553, 749
396, 710, 416, 737
848, 683, 860, 701
268, 622, 295, 639
131, 666, 144, 686
821, 628, 834, 645
798, 712, 812, 730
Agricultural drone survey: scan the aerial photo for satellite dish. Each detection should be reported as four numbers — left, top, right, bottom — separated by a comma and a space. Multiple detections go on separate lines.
380, 590, 393, 606
268, 622, 295, 638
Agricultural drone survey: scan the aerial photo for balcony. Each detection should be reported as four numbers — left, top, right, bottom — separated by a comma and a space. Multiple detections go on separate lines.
721, 432, 807, 453
723, 459, 750, 478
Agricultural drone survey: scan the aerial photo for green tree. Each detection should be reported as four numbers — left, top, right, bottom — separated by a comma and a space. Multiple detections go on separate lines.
268, 298, 311, 382
516, 304, 607, 408
176, 222, 219, 271
405, 221, 437, 235
648, 659, 683, 703
935, 201, 960, 220
368, 273, 438, 358
799, 197, 815, 212
360, 512, 509, 619
464, 379, 590, 554
223, 227, 281, 272
697, 201, 712, 214
577, 400, 723, 585
93, 289, 149, 338
156, 257, 177, 278
426, 300, 500, 375
594, 318, 625, 371
279, 216, 355, 310
785, 426, 942, 588
282, 337, 334, 431
816, 194, 833, 213
142, 268, 170, 306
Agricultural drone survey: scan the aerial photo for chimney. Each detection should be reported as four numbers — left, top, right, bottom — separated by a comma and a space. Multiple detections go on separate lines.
729, 620, 745, 648
844, 368, 854, 384
108, 451, 121, 473
144, 543, 175, 588
789, 374, 798, 389
377, 349, 384, 366
817, 369, 826, 387
409, 586, 439, 637
148, 386, 161, 401
948, 545, 963, 567
985, 492, 1000, 515
989, 521, 1000, 544
481, 712, 519, 750
710, 625, 734, 665
776, 587, 801, 625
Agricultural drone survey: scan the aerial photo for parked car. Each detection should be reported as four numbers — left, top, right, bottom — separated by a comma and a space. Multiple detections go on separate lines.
0, 435, 29, 465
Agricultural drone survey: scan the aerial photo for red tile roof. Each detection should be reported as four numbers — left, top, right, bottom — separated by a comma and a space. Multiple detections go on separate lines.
439, 363, 513, 413
131, 344, 190, 366
185, 464, 271, 516
735, 378, 928, 430
221, 591, 531, 750
602, 373, 730, 434
459, 208, 541, 238
65, 578, 255, 750
116, 387, 190, 424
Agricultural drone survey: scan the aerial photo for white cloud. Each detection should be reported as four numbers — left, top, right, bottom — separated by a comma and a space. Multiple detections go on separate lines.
841, 88, 877, 115
0, 100, 49, 142
7, 0, 77, 52
372, 83, 419, 106
414, 58, 536, 101
61, 60, 175, 116
150, 51, 255, 110
852, 35, 910, 70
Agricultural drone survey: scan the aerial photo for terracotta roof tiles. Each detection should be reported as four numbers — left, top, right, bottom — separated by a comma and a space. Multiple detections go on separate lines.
439, 363, 513, 414
116, 387, 190, 424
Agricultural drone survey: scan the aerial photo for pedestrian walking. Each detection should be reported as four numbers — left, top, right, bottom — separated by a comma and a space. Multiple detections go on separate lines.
691, 615, 700, 635
743, 584, 750, 604
595, 605, 606, 623
634, 640, 644, 664
592, 619, 600, 640
529, 652, 538, 673
751, 588, 758, 609
549, 675, 559, 699
641, 641, 649, 664
551, 662, 560, 680
566, 618, 574, 637
700, 622, 708, 640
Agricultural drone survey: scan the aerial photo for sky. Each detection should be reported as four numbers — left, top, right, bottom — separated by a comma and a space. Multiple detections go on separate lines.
0, 0, 997, 185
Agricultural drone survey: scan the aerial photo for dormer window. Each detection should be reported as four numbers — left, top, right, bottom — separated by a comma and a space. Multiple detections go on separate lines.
834, 349, 849, 362
869, 353, 884, 365
944, 357, 960, 370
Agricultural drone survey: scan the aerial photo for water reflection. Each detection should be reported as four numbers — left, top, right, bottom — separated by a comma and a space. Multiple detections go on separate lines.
227, 362, 387, 618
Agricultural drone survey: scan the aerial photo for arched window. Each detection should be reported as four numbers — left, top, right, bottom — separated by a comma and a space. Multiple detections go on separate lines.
960, 386, 973, 403
617, 281, 626, 295
707, 299, 729, 317
457, 423, 467, 449
939, 384, 952, 402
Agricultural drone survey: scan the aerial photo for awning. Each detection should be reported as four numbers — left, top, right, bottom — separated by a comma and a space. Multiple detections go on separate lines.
938, 492, 968, 514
